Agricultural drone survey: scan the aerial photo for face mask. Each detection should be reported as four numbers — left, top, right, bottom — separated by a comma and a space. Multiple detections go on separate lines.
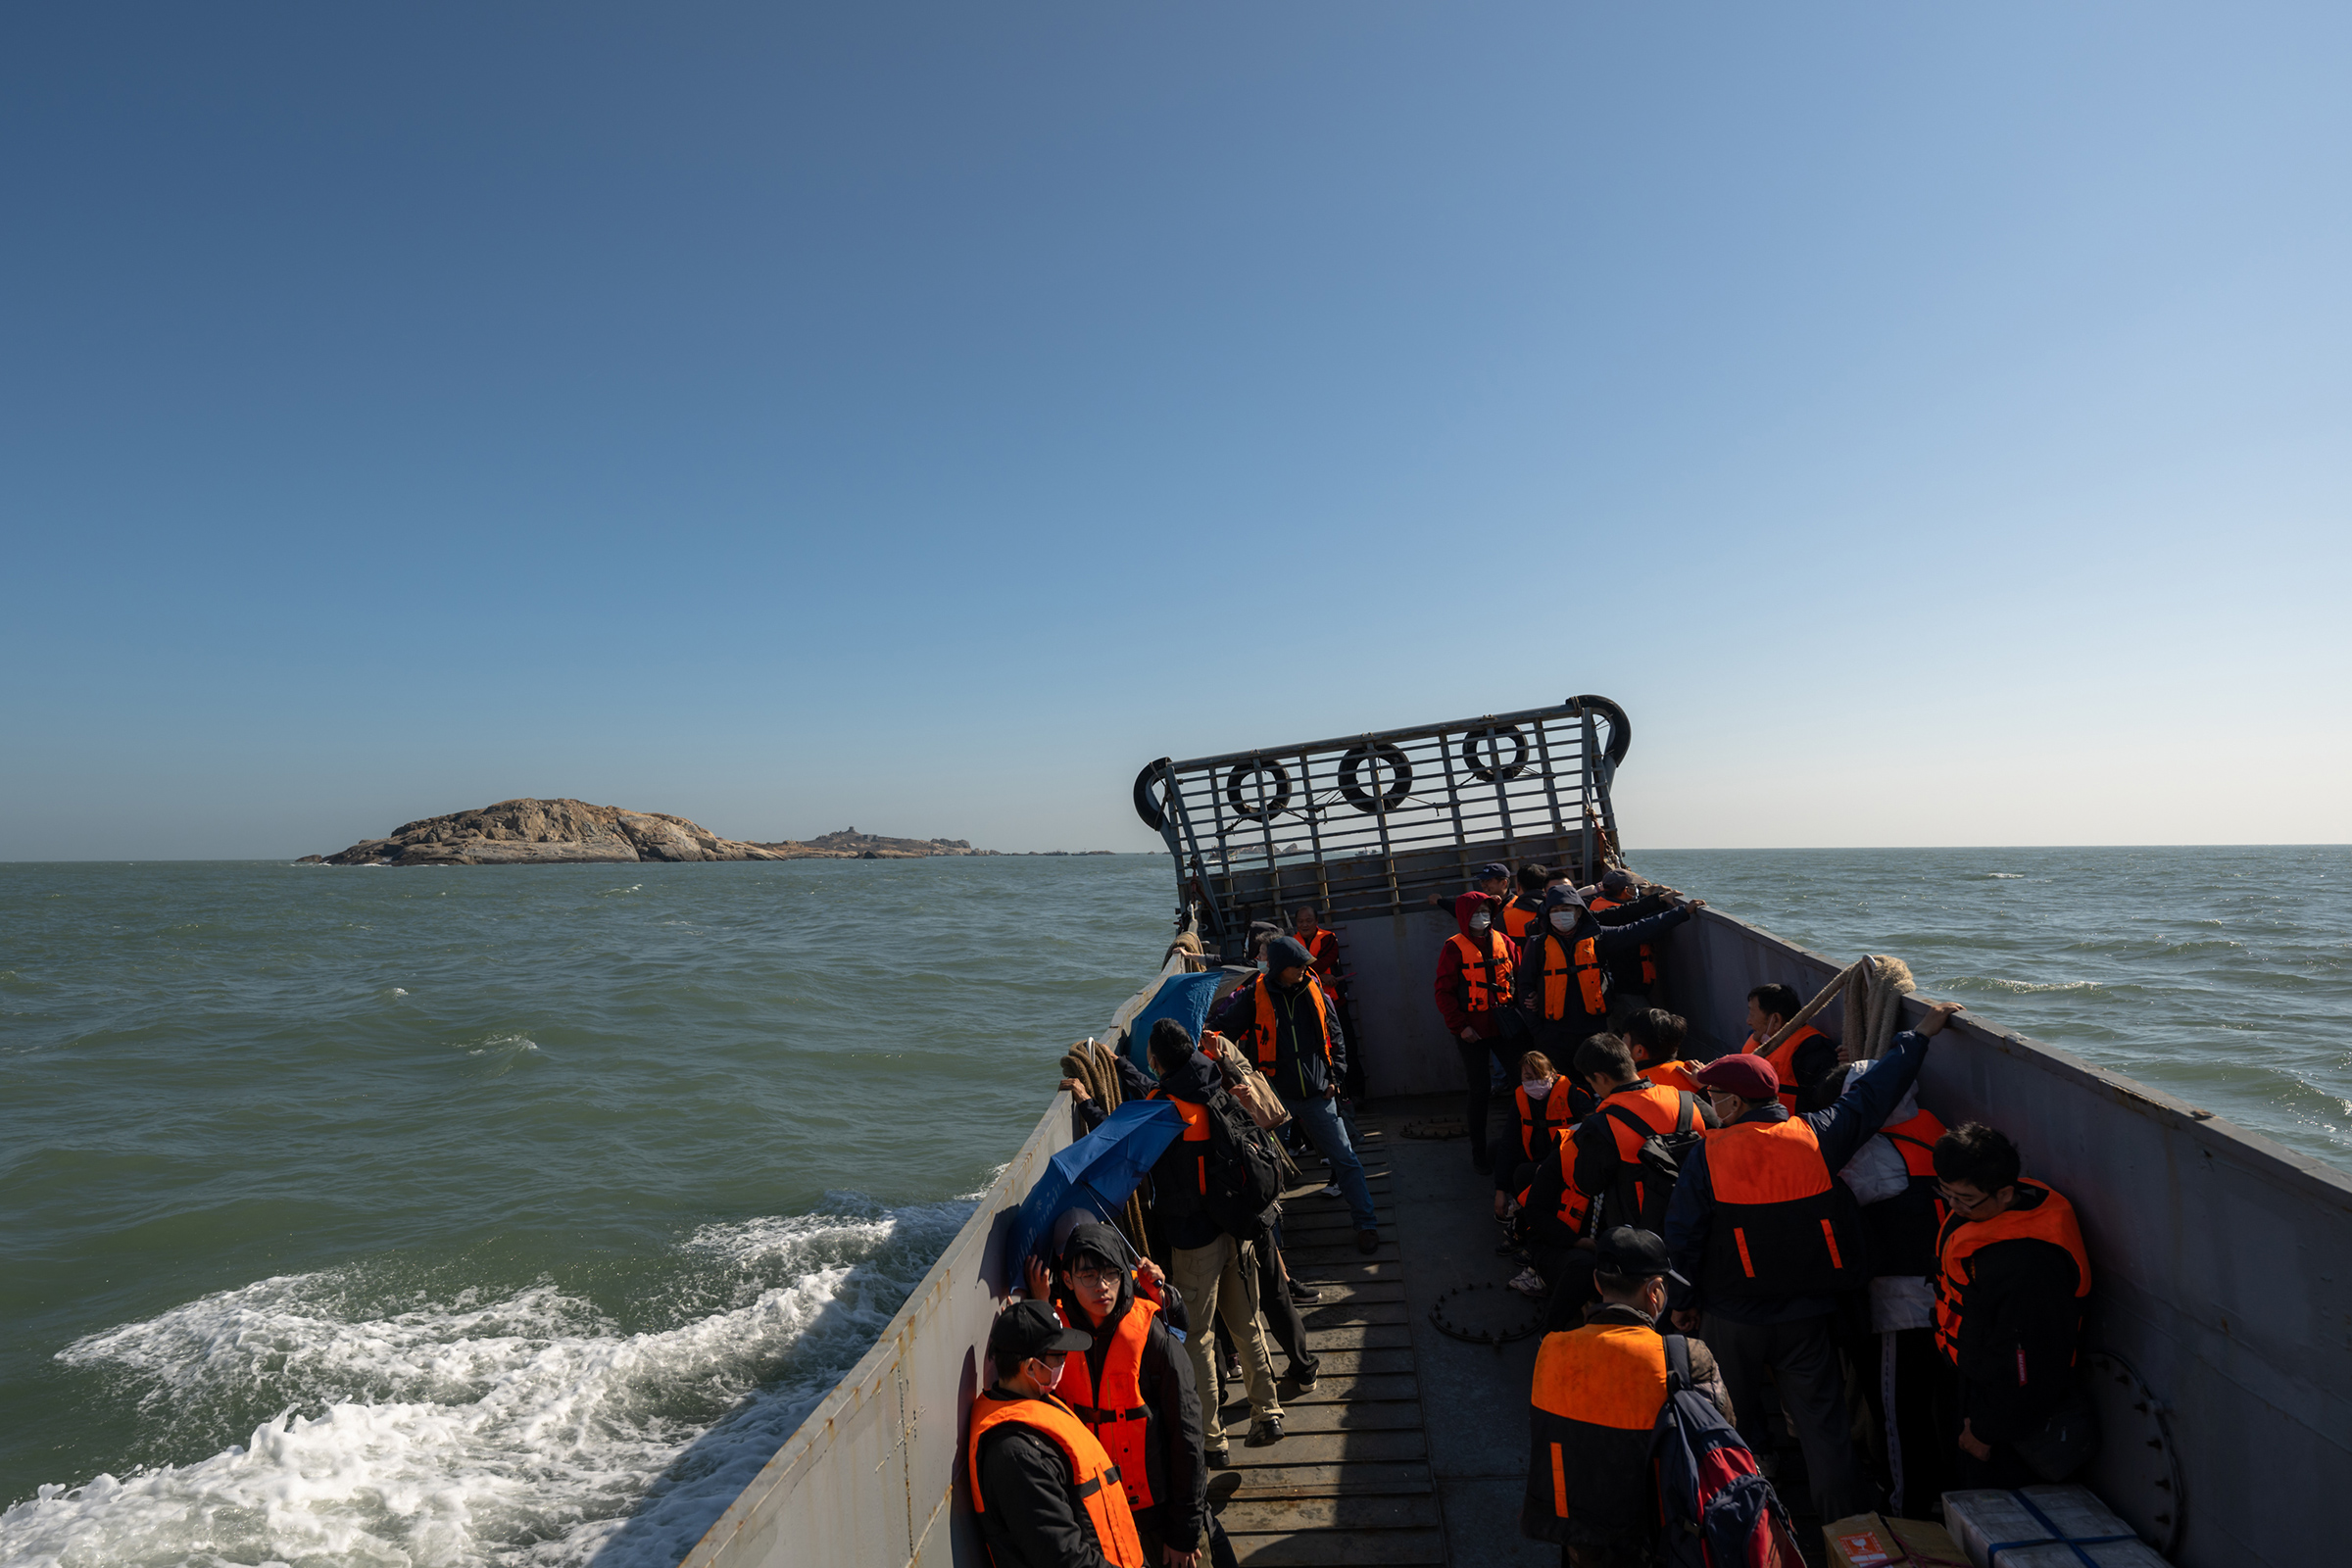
1470, 913, 1491, 932
1549, 911, 1575, 931
1522, 1078, 1552, 1100
1033, 1355, 1065, 1394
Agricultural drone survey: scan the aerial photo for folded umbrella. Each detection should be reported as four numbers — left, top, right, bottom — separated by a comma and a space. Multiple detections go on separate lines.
1006, 1099, 1183, 1276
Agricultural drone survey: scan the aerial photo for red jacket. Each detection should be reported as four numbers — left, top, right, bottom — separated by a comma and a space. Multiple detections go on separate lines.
1434, 895, 1520, 1036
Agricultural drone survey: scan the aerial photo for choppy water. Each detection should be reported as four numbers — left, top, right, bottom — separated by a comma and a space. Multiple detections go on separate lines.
2, 847, 2344, 1567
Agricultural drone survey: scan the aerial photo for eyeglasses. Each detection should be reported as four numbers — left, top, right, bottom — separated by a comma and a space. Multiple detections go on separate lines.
1936, 1183, 1994, 1213
1068, 1264, 1121, 1285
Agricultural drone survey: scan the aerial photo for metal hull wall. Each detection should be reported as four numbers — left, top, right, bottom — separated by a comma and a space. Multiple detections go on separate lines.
1654, 907, 2351, 1568
680, 1097, 1074, 1568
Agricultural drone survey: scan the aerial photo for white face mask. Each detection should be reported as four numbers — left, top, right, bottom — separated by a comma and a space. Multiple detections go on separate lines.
1522, 1078, 1552, 1100
1470, 912, 1492, 932
1549, 911, 1576, 931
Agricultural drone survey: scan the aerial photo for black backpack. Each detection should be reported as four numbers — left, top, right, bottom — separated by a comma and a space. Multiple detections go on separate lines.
1599, 1092, 1705, 1234
1199, 1089, 1283, 1236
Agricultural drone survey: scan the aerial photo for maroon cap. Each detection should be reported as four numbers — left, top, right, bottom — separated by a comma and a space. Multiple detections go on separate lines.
1691, 1053, 1779, 1102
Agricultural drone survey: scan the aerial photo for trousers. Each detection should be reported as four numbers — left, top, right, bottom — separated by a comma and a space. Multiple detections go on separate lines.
1280, 1092, 1378, 1233
1703, 1311, 1869, 1524
1168, 1232, 1282, 1446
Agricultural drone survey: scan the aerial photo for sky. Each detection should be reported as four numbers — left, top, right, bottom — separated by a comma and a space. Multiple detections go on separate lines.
3, 3, 2346, 859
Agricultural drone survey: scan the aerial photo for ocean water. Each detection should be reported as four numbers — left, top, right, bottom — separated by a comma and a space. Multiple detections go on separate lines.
2, 846, 2345, 1567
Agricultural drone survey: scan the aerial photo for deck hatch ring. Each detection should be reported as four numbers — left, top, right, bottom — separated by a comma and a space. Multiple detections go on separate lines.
1430, 1282, 1540, 1349
1337, 743, 1412, 814
1224, 760, 1293, 821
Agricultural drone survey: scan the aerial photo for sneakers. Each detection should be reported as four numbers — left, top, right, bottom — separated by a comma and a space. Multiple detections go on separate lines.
1285, 1281, 1326, 1304
1355, 1228, 1379, 1254
1507, 1266, 1549, 1298
1319, 1183, 1342, 1199
1285, 1356, 1320, 1391
1246, 1416, 1284, 1446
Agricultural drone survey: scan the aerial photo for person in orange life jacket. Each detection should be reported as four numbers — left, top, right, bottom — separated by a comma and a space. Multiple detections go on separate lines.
1660, 1001, 1963, 1525
1517, 886, 1699, 1060
1493, 1050, 1579, 1217
1826, 1061, 1951, 1517
970, 1299, 1149, 1568
1499, 864, 1551, 944
1566, 1033, 1720, 1233
1521, 1227, 1734, 1566
1933, 1121, 2094, 1490
1135, 1020, 1287, 1461
1621, 1007, 1706, 1094
1434, 891, 1529, 1173
1740, 982, 1843, 1113
1022, 1223, 1223, 1568
1585, 868, 1675, 1028
1204, 938, 1379, 1250
1289, 906, 1341, 985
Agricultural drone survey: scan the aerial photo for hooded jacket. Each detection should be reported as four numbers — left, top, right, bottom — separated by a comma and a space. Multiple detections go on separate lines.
1144, 1049, 1242, 1250
1434, 894, 1521, 1036
1049, 1267, 1208, 1544
1515, 892, 1693, 1045
1204, 966, 1348, 1102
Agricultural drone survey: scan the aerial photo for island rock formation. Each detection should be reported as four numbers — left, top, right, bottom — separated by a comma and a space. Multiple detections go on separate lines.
749, 827, 1001, 859
307, 800, 796, 865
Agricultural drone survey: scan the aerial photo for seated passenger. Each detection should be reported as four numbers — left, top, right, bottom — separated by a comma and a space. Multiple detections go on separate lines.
1739, 982, 1841, 1112
1521, 1227, 1733, 1565
1934, 1121, 2096, 1488
1494, 1051, 1577, 1221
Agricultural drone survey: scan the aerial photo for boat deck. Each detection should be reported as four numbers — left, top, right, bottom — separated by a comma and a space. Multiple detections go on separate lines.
1206, 1096, 1558, 1568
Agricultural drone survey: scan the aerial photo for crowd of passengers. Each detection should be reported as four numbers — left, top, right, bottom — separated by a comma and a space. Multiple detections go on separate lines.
967, 865, 2096, 1568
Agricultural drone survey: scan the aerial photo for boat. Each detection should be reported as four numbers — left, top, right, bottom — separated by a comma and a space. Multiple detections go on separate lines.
680, 699, 2349, 1568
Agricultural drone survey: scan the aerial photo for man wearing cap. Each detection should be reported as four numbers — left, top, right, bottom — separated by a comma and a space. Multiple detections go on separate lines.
1661, 1001, 1964, 1526
1207, 937, 1379, 1253
1434, 874, 1528, 1172
1586, 869, 1677, 1029
1521, 1228, 1733, 1561
1027, 1223, 1220, 1568
970, 1300, 1149, 1568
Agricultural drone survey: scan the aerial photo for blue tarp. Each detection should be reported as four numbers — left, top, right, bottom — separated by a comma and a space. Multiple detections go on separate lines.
1121, 970, 1225, 1074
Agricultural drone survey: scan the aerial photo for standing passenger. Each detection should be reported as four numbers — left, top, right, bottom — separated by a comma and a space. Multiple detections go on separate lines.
1519, 887, 1696, 1063
1501, 864, 1551, 944
1206, 940, 1380, 1253
1290, 905, 1341, 986
969, 1300, 1148, 1568
1585, 868, 1672, 1029
1662, 1001, 1963, 1526
1434, 891, 1526, 1173
1934, 1122, 2095, 1488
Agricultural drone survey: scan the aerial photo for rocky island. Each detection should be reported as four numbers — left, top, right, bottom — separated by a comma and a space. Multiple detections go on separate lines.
301, 803, 1004, 865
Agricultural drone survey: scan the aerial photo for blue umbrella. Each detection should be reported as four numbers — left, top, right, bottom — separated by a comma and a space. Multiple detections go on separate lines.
1006, 1099, 1183, 1276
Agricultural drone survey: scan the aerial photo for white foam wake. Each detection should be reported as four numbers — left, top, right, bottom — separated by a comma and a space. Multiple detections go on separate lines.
0, 1200, 975, 1568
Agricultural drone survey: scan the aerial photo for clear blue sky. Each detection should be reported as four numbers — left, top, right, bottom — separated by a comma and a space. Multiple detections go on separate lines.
4, 4, 2346, 858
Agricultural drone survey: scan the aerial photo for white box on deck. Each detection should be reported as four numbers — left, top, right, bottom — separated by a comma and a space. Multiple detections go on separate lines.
1943, 1487, 2169, 1568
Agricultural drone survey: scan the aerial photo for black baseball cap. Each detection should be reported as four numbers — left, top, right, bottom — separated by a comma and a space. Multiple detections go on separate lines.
1599, 869, 1635, 894
1061, 1222, 1127, 1271
989, 1299, 1092, 1364
1477, 861, 1512, 882
1593, 1226, 1689, 1286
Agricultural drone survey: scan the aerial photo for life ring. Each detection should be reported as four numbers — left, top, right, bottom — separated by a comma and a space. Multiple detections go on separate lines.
1338, 743, 1413, 814
1133, 760, 1172, 832
1225, 760, 1293, 821
1461, 724, 1529, 783
1569, 695, 1632, 767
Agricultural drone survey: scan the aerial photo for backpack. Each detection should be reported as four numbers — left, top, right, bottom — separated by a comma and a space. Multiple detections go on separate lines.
1599, 1092, 1706, 1235
1198, 1088, 1283, 1236
1652, 1334, 1804, 1568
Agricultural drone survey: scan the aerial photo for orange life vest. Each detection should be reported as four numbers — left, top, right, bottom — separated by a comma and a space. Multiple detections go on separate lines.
1509, 1082, 1576, 1167
1447, 930, 1514, 1014
1054, 1298, 1163, 1510
1501, 896, 1542, 943
1639, 1059, 1704, 1094
1523, 1321, 1672, 1544
1250, 975, 1333, 1069
1536, 1135, 1592, 1236
1742, 1025, 1827, 1110
968, 1390, 1147, 1567
1701, 1116, 1863, 1298
1534, 934, 1606, 1022
1592, 1081, 1699, 1230
1934, 1180, 2090, 1366
1293, 927, 1339, 976
1586, 895, 1657, 985
1152, 1089, 1213, 1199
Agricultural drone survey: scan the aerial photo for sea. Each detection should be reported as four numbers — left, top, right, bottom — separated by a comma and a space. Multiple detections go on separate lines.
1, 846, 2344, 1568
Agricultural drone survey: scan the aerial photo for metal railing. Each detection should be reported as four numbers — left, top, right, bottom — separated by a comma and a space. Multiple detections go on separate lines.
1132, 697, 1630, 950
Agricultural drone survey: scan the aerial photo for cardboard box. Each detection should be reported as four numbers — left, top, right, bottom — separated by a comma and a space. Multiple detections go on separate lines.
1826, 1513, 1903, 1568
1884, 1516, 1971, 1568
1943, 1487, 2169, 1568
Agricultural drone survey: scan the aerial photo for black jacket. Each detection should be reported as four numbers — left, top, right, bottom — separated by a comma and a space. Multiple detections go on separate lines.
1515, 905, 1693, 1048
1590, 891, 1673, 994
1051, 1275, 1207, 1542
1142, 1051, 1230, 1250
973, 1392, 1129, 1568
1567, 1078, 1719, 1222
1205, 972, 1348, 1101
1940, 1185, 2089, 1444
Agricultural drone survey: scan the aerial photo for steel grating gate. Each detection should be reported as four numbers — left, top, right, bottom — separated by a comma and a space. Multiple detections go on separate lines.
1132, 697, 1630, 950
